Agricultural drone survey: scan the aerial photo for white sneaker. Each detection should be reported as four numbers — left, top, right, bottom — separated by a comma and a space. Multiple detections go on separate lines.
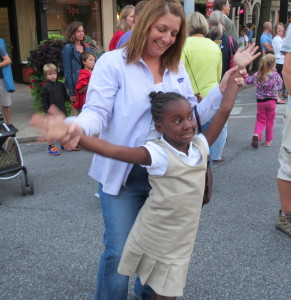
94, 192, 100, 199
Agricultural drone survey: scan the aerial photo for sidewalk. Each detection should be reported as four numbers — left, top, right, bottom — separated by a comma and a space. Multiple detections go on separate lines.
10, 83, 39, 143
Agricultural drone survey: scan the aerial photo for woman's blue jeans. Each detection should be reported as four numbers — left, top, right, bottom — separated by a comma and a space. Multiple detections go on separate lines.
94, 165, 153, 300
211, 122, 228, 160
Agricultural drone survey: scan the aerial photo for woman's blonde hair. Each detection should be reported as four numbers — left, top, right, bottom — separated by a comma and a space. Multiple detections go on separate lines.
126, 0, 186, 73
207, 10, 225, 40
187, 12, 209, 36
274, 22, 286, 38
257, 54, 276, 83
118, 5, 135, 32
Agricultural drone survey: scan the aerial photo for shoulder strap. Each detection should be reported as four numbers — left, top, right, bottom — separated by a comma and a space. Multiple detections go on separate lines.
183, 50, 200, 94
194, 105, 202, 134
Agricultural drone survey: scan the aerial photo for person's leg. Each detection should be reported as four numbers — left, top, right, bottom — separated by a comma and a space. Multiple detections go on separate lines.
2, 105, 12, 124
152, 293, 176, 300
211, 122, 227, 161
276, 107, 291, 236
0, 79, 12, 124
265, 101, 276, 144
94, 165, 153, 300
254, 102, 267, 141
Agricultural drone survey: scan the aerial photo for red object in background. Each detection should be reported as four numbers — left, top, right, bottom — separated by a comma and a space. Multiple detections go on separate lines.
206, 0, 214, 16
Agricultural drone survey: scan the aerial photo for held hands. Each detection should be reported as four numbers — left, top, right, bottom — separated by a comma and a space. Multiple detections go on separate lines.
219, 43, 260, 94
30, 105, 84, 148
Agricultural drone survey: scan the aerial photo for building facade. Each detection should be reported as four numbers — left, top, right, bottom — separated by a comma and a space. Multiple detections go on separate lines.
0, 0, 290, 83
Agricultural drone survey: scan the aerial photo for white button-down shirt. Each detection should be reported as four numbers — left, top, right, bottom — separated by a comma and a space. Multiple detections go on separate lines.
72, 48, 222, 195
143, 134, 209, 176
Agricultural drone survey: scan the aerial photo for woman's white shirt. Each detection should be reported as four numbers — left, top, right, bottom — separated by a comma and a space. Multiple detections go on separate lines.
142, 134, 209, 176
70, 48, 222, 195
272, 35, 285, 64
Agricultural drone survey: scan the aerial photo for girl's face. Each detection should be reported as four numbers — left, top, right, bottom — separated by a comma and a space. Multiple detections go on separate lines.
74, 26, 84, 41
276, 25, 285, 37
142, 13, 181, 60
155, 98, 196, 154
83, 54, 96, 70
125, 9, 135, 29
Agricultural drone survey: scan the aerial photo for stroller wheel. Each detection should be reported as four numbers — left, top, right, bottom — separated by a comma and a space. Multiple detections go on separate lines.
20, 174, 34, 196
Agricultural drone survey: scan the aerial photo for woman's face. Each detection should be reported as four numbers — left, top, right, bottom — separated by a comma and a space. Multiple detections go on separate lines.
276, 25, 285, 37
142, 13, 181, 60
125, 9, 135, 29
74, 26, 84, 41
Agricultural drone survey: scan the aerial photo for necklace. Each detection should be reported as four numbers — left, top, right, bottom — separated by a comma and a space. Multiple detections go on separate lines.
75, 44, 83, 51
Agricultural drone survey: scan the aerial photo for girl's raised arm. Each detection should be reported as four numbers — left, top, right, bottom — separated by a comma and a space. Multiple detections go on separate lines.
204, 44, 260, 146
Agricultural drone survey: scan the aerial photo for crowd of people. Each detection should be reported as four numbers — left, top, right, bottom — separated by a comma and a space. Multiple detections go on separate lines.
1, 0, 290, 299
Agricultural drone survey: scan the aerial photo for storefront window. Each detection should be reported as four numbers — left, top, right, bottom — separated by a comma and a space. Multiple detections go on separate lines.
46, 0, 102, 46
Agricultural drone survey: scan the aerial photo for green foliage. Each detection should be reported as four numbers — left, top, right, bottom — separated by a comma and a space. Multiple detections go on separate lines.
27, 37, 65, 113
27, 34, 104, 113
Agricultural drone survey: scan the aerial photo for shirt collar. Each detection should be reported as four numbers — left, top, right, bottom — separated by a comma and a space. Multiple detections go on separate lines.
160, 135, 193, 157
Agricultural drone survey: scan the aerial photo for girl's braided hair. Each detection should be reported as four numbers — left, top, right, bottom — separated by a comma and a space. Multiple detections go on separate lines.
149, 91, 187, 122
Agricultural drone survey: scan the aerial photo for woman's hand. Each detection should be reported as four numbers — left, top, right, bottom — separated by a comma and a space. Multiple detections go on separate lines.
234, 43, 261, 69
30, 105, 84, 147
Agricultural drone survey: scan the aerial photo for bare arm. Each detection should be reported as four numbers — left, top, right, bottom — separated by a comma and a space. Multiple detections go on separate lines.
79, 135, 152, 165
203, 67, 239, 146
77, 85, 88, 95
264, 43, 274, 53
205, 43, 260, 146
0, 54, 11, 68
282, 53, 291, 95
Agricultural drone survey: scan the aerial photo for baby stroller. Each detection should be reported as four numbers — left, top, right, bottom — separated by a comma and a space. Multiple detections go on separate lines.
0, 113, 34, 196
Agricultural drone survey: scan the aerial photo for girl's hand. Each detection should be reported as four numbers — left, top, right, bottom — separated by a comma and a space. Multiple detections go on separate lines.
234, 43, 261, 69
70, 95, 77, 102
30, 105, 84, 147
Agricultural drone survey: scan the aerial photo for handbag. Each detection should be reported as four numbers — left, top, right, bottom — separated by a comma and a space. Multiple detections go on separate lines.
193, 105, 213, 207
183, 51, 202, 102
228, 36, 236, 69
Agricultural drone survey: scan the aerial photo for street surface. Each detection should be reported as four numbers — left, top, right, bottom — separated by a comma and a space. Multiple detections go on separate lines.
1, 86, 291, 299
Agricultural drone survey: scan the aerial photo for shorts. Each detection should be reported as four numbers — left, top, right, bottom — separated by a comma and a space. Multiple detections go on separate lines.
278, 108, 291, 181
0, 78, 12, 106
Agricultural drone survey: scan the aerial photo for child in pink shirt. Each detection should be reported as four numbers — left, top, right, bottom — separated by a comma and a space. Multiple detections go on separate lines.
246, 54, 283, 148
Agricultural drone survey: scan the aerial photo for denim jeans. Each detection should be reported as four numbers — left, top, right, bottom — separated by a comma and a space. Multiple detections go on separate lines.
94, 165, 153, 300
211, 122, 228, 160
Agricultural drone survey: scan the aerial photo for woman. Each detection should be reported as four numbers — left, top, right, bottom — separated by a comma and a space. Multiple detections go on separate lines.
109, 5, 135, 50
62, 21, 91, 115
272, 22, 287, 101
31, 1, 259, 299
181, 12, 222, 101
207, 10, 238, 163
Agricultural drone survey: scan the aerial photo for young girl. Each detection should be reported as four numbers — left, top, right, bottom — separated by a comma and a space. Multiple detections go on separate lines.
73, 51, 95, 111
32, 82, 239, 298
238, 27, 249, 50
245, 54, 283, 148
